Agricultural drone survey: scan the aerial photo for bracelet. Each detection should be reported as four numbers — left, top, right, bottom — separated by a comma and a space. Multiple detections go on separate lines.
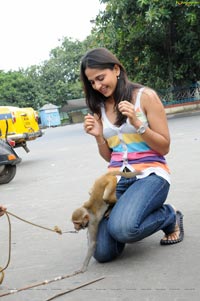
97, 139, 106, 146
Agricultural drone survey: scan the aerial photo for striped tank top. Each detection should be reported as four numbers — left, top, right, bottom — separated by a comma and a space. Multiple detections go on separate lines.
101, 88, 171, 183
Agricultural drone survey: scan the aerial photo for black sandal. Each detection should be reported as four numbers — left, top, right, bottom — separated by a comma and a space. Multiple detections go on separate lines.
160, 210, 184, 245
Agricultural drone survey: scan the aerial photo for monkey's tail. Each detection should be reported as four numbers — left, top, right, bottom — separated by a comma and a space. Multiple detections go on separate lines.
108, 170, 142, 178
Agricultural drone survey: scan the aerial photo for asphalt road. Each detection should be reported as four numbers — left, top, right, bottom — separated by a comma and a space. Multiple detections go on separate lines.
0, 112, 200, 301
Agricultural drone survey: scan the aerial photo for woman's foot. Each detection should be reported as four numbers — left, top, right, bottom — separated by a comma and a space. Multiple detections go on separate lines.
160, 208, 184, 245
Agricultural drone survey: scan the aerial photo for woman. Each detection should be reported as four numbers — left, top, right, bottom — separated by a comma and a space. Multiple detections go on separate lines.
80, 47, 184, 263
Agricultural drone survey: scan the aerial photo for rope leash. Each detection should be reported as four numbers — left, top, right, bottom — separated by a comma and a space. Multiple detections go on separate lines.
0, 210, 77, 284
5, 210, 63, 234
0, 272, 105, 299
0, 213, 11, 285
0, 211, 106, 299
45, 276, 105, 301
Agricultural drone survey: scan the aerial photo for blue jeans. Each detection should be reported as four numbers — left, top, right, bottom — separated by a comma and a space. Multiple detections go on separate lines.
94, 173, 175, 263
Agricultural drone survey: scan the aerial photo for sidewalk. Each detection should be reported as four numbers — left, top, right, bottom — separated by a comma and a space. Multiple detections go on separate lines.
0, 112, 200, 301
165, 101, 200, 117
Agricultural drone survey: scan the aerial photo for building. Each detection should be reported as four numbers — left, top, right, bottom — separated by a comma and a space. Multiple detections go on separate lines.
60, 98, 88, 124
39, 103, 61, 127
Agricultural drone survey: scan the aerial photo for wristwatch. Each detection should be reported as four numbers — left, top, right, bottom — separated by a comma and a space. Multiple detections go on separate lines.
136, 124, 147, 135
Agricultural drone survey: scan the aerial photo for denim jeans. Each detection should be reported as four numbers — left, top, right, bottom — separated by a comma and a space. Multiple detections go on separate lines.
94, 173, 175, 263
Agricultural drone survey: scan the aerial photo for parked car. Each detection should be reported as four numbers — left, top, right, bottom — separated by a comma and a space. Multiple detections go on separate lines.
0, 106, 43, 152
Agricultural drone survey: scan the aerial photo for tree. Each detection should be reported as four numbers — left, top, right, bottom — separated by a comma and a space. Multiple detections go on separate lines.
92, 0, 200, 89
0, 70, 38, 108
38, 37, 87, 106
0, 38, 88, 108
1, 1, 199, 108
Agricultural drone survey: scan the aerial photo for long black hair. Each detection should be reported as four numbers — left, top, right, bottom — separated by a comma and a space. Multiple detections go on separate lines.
80, 48, 142, 126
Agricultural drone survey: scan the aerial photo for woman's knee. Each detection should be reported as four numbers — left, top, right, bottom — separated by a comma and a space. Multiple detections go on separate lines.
94, 240, 125, 263
93, 217, 125, 263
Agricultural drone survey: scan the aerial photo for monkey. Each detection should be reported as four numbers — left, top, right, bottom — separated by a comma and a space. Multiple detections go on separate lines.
71, 169, 141, 272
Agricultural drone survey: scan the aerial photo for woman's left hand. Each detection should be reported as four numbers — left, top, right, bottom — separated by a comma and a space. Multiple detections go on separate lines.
118, 101, 139, 127
118, 89, 170, 156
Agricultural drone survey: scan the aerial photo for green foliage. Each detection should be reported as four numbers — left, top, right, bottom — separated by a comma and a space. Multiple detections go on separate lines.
0, 38, 87, 108
33, 37, 87, 107
0, 0, 200, 108
92, 0, 200, 89
0, 70, 39, 108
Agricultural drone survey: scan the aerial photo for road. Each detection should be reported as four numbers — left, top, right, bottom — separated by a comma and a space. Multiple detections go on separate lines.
0, 112, 200, 301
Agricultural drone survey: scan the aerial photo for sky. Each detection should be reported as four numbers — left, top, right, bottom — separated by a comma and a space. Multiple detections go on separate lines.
0, 0, 105, 71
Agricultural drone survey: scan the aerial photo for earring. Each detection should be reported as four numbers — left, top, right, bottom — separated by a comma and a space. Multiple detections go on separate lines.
117, 75, 120, 80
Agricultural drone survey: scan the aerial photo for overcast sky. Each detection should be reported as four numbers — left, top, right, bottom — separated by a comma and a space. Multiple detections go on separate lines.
0, 0, 105, 71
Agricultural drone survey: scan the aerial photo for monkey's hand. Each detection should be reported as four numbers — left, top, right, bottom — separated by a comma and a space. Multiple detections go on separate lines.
80, 266, 87, 273
75, 266, 87, 274
104, 206, 113, 219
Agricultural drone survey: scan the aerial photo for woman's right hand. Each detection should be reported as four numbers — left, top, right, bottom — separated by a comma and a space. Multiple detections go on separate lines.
84, 114, 111, 162
84, 114, 103, 137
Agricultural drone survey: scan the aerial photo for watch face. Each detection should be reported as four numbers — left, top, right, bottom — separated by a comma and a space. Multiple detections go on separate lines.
137, 125, 146, 134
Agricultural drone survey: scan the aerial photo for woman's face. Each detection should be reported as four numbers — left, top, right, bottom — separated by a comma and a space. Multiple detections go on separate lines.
85, 65, 120, 98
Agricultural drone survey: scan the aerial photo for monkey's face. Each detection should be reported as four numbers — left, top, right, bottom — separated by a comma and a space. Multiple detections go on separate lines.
72, 208, 90, 231
73, 219, 89, 231
73, 222, 82, 231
